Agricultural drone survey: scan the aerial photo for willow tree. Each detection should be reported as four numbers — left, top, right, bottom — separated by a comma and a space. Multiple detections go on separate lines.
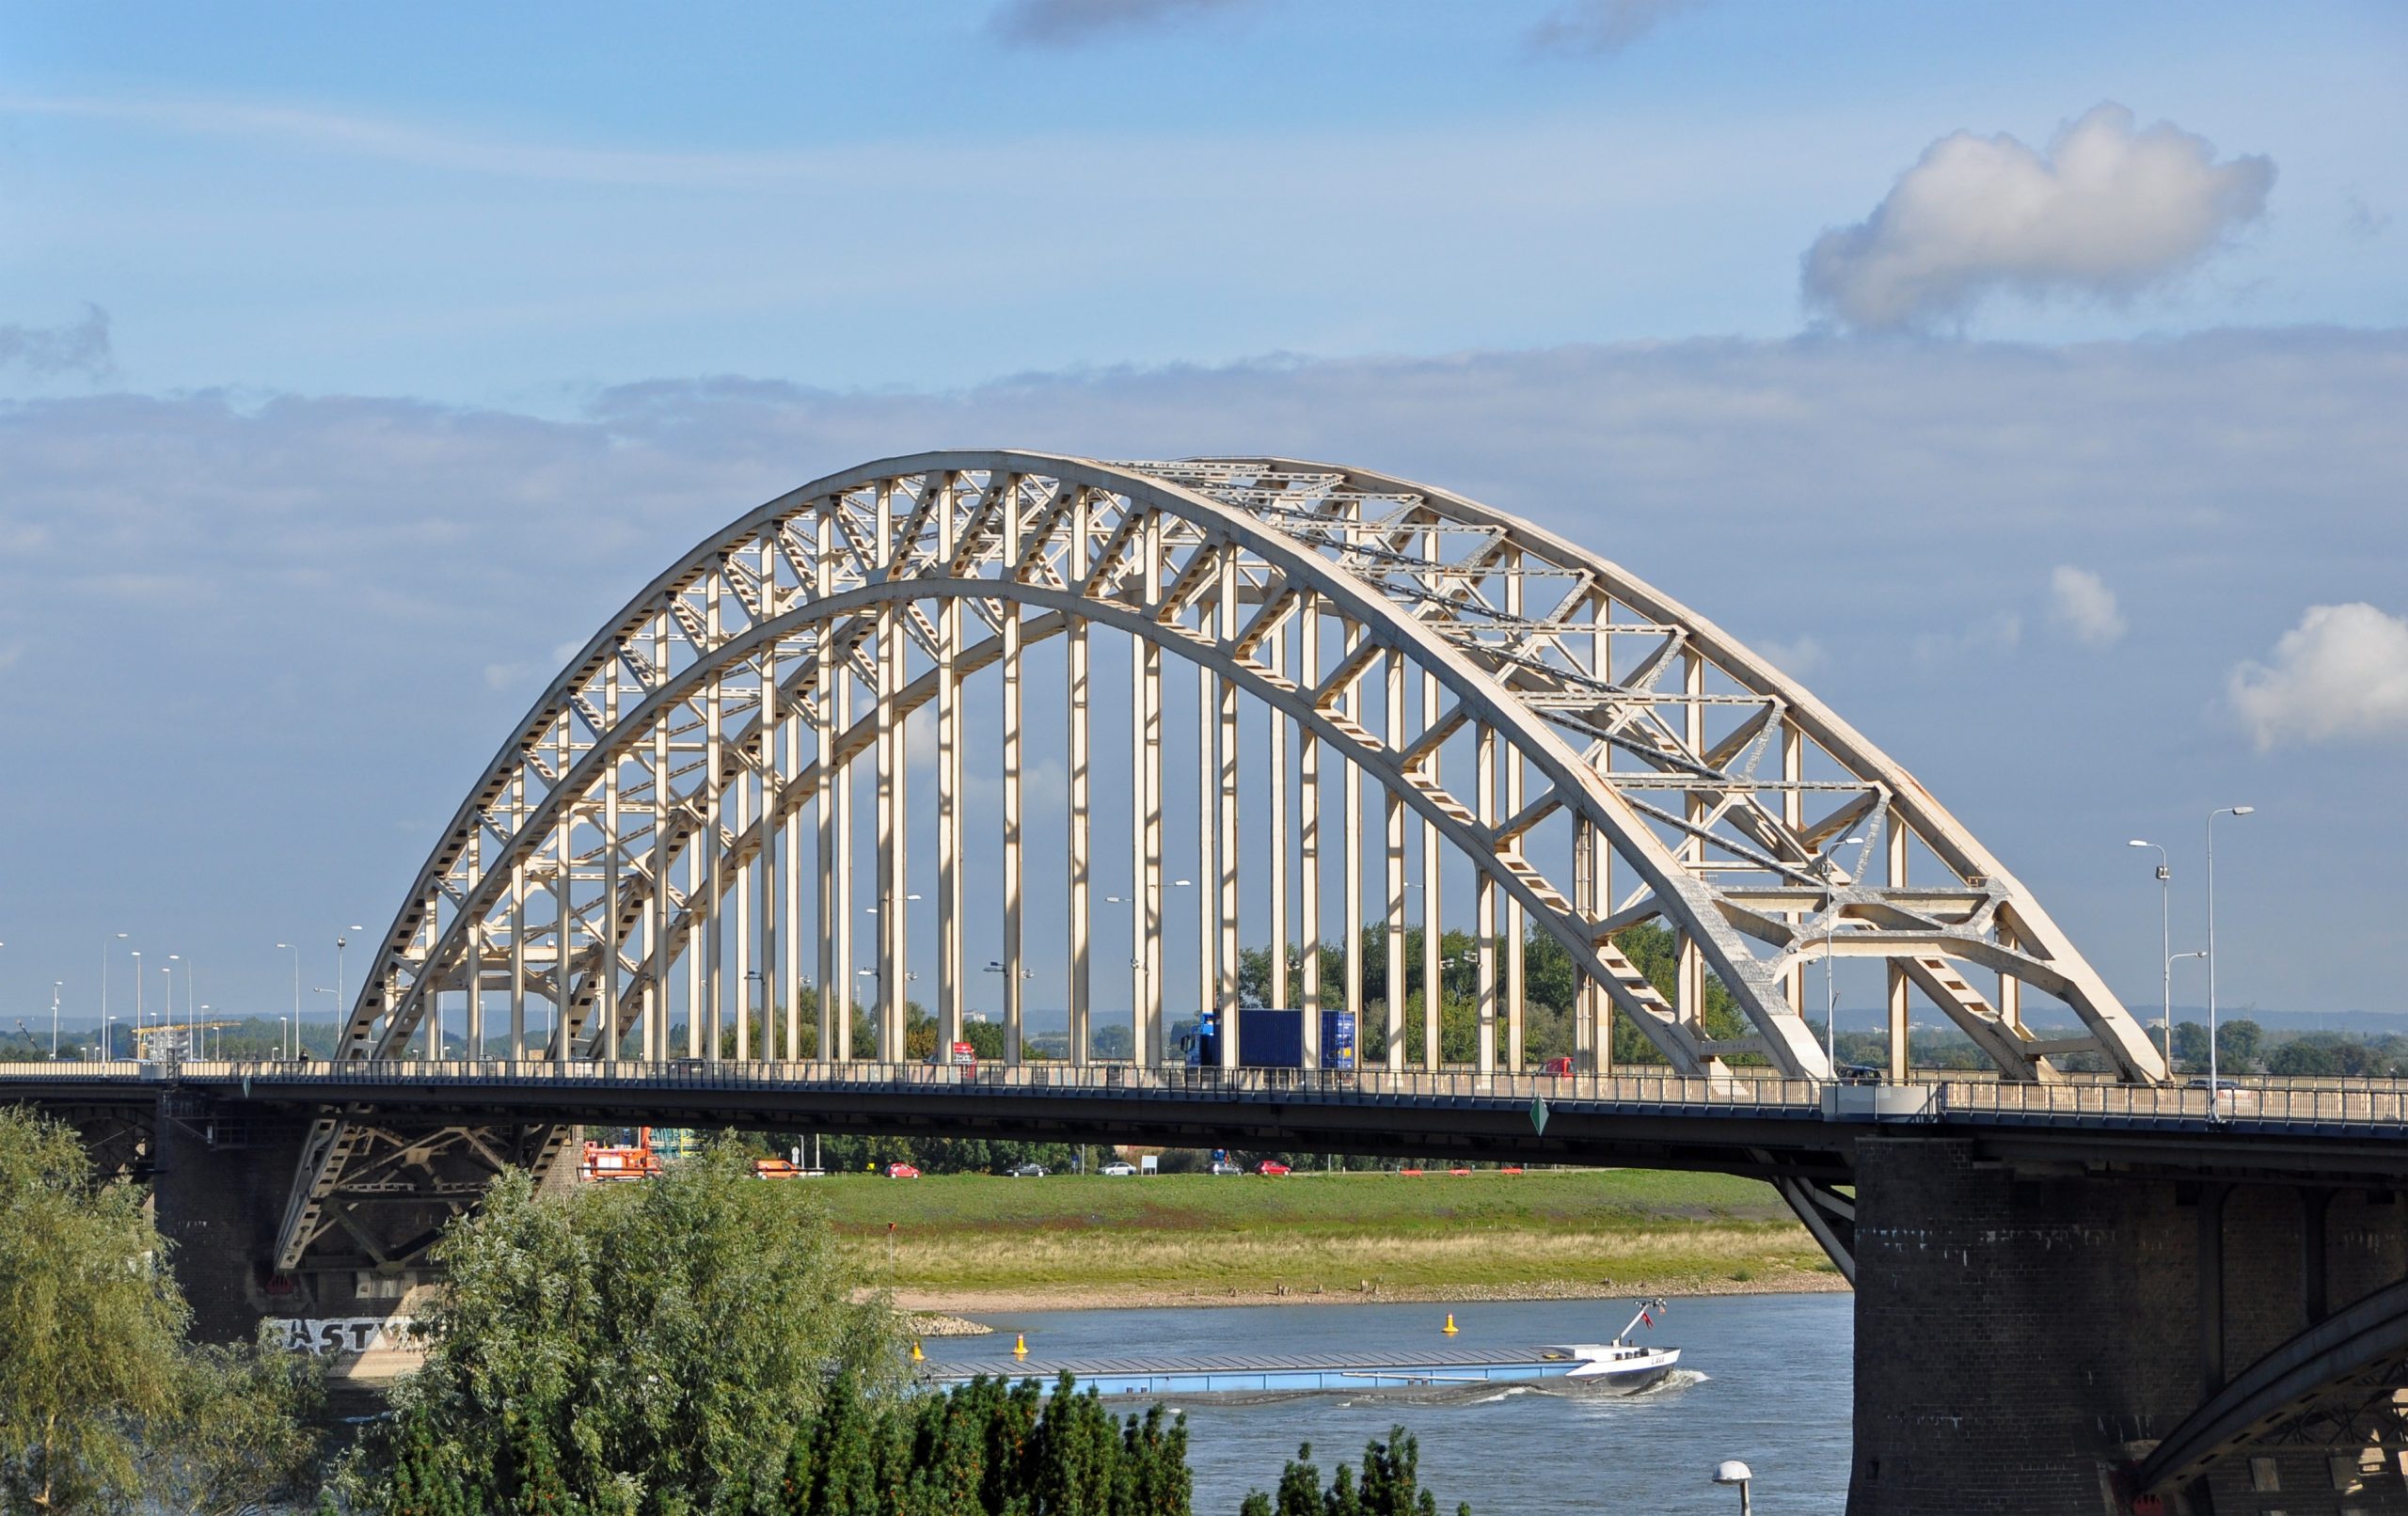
0, 1106, 190, 1513
379, 1136, 899, 1514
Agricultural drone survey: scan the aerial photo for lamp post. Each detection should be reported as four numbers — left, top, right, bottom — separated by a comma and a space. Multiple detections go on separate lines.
2164, 950, 2206, 1065
1711, 1459, 1754, 1513
104, 1013, 117, 1060
2128, 839, 2174, 1068
103, 932, 126, 1049
276, 943, 301, 1057
2206, 807, 2254, 1103
1817, 836, 1867, 1078
50, 981, 63, 1059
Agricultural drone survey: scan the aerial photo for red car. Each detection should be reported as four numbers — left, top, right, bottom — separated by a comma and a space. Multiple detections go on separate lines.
1256, 1161, 1291, 1176
1542, 1056, 1575, 1076
884, 1162, 922, 1179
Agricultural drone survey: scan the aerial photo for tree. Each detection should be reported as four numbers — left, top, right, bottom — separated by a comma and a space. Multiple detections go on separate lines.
146, 1329, 327, 1516
372, 1135, 898, 1514
0, 1105, 190, 1514
1239, 1429, 1466, 1516
2269, 1038, 2341, 1077
2217, 1019, 2265, 1073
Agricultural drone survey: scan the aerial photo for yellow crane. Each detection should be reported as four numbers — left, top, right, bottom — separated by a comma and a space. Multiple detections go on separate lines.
131, 1019, 244, 1059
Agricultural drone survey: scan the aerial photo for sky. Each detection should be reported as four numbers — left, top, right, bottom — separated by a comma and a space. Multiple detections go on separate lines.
2, 0, 2404, 1035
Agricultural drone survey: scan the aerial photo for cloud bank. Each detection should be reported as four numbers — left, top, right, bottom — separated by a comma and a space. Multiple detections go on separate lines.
2050, 565, 2126, 647
2229, 604, 2408, 750
0, 304, 113, 381
1803, 104, 2275, 331
1526, 0, 1706, 56
3, 327, 2403, 1019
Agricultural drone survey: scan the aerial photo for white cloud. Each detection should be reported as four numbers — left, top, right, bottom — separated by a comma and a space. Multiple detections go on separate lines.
1913, 612, 2021, 668
989, 0, 1249, 45
1526, 0, 1705, 56
1803, 103, 2274, 331
2229, 604, 2408, 750
1755, 634, 1827, 678
2049, 565, 2126, 647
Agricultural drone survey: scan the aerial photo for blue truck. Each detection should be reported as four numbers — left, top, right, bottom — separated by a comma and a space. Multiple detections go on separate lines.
1182, 1008, 1357, 1069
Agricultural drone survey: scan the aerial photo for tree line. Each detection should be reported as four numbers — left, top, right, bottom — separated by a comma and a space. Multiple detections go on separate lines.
0, 1107, 1468, 1515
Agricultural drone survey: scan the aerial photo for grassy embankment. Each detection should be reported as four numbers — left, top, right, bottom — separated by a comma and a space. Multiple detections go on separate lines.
800, 1168, 1842, 1309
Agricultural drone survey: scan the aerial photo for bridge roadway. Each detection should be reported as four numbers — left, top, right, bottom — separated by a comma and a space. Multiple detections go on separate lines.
8, 1058, 2408, 1190
10, 1059, 2408, 1514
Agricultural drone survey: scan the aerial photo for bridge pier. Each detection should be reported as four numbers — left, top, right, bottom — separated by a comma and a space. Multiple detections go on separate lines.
150, 1102, 325, 1342
1848, 1135, 2408, 1515
150, 1098, 479, 1353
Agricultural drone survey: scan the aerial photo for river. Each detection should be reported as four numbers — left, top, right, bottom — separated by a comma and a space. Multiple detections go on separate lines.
919, 1292, 1852, 1513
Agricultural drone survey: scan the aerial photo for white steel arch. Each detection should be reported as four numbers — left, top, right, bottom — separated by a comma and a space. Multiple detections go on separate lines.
277, 450, 2162, 1267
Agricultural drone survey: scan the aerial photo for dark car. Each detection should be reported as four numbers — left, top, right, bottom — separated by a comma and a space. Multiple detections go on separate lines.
1005, 1162, 1047, 1178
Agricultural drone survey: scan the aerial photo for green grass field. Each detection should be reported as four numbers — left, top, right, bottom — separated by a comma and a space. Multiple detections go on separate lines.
788, 1169, 1836, 1299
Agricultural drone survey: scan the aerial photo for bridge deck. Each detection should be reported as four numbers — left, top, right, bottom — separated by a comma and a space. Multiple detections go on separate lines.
8, 1058, 2408, 1132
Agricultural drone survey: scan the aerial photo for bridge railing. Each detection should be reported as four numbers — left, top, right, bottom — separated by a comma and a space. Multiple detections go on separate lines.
88, 1057, 1836, 1111
8, 1060, 2408, 1129
1928, 1077, 2408, 1126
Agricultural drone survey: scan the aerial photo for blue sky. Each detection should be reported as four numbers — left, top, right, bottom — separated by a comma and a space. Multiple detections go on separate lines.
2, 1, 2404, 1033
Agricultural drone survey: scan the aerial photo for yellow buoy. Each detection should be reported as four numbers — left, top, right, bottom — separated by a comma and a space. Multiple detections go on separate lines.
1013, 1332, 1029, 1358
1442, 1313, 1459, 1335
911, 1339, 925, 1362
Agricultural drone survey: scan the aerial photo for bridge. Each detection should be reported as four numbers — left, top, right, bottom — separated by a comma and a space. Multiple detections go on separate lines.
6, 451, 2403, 1513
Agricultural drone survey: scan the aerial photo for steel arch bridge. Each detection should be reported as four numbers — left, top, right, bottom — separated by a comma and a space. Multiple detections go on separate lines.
276, 450, 2163, 1271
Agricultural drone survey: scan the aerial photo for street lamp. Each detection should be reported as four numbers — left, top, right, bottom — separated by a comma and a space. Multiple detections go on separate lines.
50, 982, 63, 1059
103, 932, 126, 1046
1711, 1459, 1754, 1513
1817, 836, 1868, 1078
103, 1013, 117, 1060
276, 944, 302, 1057
2206, 807, 2254, 1102
2128, 839, 2174, 1068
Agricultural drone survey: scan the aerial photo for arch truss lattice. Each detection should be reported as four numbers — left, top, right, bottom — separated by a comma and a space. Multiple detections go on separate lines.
275, 451, 2162, 1271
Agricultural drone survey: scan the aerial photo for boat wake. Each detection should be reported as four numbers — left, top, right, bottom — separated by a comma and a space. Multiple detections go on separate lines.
1632, 1367, 1709, 1397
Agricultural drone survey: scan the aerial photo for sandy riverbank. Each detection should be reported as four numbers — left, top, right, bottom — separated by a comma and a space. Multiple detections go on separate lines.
886, 1269, 1847, 1317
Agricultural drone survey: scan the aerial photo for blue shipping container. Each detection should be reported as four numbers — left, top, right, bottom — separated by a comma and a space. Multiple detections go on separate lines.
1190, 1008, 1356, 1069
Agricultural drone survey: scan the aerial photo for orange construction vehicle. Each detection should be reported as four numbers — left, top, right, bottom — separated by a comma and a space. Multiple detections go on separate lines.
580, 1128, 663, 1182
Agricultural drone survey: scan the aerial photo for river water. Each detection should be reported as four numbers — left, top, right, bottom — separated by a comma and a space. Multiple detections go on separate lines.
919, 1293, 1852, 1514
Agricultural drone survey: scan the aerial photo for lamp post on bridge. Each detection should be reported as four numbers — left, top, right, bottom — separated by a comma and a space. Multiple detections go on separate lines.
50, 982, 62, 1059
2163, 950, 2206, 1066
2206, 807, 2254, 1108
276, 943, 302, 1058
863, 894, 921, 1060
2128, 839, 2175, 1068
1816, 835, 1867, 1079
102, 932, 126, 1056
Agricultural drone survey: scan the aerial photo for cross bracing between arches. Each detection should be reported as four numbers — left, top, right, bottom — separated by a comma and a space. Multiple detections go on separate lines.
274, 451, 2162, 1271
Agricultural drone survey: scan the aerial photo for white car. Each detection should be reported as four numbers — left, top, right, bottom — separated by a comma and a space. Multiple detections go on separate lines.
1100, 1161, 1137, 1176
